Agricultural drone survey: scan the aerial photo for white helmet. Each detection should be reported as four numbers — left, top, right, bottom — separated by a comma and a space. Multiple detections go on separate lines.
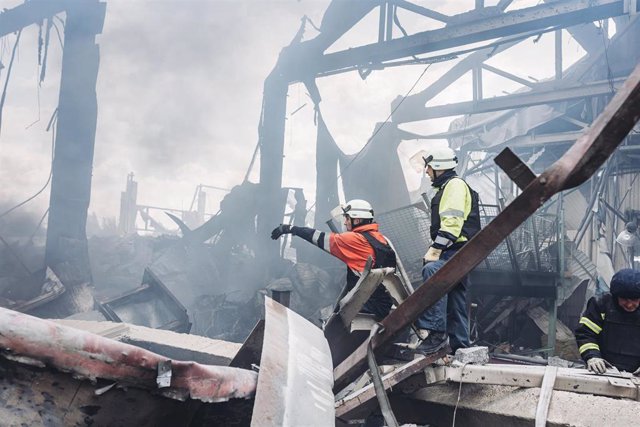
423, 147, 458, 170
342, 199, 374, 219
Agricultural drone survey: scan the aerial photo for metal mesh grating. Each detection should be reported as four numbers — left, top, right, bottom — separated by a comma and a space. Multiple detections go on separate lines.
479, 205, 558, 273
376, 201, 559, 285
376, 202, 432, 285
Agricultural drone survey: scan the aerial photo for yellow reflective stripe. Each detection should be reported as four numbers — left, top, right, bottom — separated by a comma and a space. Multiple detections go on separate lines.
579, 343, 600, 354
579, 317, 602, 334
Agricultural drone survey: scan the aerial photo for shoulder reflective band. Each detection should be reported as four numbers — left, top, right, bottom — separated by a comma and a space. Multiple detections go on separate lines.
579, 317, 602, 334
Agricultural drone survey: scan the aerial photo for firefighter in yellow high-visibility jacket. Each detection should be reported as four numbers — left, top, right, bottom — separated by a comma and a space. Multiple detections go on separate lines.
402, 147, 481, 359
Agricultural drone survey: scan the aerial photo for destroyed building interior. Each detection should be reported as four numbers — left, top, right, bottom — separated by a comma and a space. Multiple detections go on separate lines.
1, 0, 640, 426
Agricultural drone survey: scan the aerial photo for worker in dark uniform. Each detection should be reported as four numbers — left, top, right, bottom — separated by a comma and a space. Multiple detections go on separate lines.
271, 199, 396, 319
575, 268, 640, 375
409, 147, 481, 356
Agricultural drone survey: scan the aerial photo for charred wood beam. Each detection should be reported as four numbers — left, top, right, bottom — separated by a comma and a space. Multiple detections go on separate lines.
304, 0, 628, 77
393, 77, 624, 122
333, 63, 640, 391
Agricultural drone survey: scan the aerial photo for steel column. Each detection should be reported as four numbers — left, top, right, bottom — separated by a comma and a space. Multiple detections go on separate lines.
257, 72, 289, 267
555, 29, 563, 80
44, 1, 105, 317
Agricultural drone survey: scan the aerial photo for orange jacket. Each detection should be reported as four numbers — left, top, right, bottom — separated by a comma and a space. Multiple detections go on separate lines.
328, 223, 388, 272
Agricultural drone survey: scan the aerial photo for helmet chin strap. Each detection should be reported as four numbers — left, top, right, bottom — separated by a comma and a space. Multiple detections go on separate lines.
346, 217, 361, 230
348, 217, 357, 229
350, 218, 371, 230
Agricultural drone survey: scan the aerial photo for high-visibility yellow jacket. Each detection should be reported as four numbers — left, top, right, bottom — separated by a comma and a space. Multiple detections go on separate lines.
430, 170, 481, 251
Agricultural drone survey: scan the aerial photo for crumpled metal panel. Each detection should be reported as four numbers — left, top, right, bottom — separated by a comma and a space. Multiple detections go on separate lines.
0, 306, 257, 403
251, 297, 334, 426
97, 268, 191, 333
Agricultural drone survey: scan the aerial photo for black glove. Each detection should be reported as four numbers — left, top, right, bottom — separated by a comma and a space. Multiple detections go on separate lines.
271, 224, 292, 240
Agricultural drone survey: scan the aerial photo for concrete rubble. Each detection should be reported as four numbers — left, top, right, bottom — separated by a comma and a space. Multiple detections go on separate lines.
453, 346, 489, 365
400, 383, 640, 427
1, 1, 640, 426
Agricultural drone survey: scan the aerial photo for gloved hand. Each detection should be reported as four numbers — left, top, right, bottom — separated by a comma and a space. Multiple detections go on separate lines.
270, 224, 292, 240
587, 357, 607, 374
423, 246, 442, 265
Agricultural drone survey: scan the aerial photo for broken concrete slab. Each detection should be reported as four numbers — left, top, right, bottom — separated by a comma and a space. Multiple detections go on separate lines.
454, 346, 489, 365
55, 318, 241, 366
394, 382, 640, 427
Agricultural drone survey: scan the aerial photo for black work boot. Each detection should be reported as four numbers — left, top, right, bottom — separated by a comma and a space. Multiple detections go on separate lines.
395, 330, 449, 361
414, 331, 449, 355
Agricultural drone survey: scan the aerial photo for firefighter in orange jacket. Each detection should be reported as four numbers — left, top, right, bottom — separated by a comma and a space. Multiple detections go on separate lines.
271, 199, 396, 319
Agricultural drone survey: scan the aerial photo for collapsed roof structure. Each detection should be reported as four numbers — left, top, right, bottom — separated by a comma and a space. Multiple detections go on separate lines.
1, 0, 640, 425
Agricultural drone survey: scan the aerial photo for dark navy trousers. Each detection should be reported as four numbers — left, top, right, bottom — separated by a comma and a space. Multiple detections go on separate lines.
414, 250, 470, 352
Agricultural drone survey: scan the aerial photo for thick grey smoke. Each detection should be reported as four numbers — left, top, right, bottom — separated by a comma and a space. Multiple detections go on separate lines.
0, 0, 587, 229
0, 202, 45, 239
91, 0, 331, 219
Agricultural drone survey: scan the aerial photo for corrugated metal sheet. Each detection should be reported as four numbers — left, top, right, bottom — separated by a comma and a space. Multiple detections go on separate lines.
251, 297, 334, 426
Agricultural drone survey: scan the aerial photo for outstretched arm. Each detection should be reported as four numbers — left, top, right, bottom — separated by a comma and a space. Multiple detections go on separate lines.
271, 225, 330, 253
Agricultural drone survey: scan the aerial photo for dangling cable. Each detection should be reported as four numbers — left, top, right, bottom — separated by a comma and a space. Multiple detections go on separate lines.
0, 29, 23, 138
0, 109, 57, 219
305, 63, 433, 215
40, 18, 53, 85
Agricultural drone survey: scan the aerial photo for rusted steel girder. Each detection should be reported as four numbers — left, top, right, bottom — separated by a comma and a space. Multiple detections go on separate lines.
0, 307, 257, 402
333, 63, 640, 390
